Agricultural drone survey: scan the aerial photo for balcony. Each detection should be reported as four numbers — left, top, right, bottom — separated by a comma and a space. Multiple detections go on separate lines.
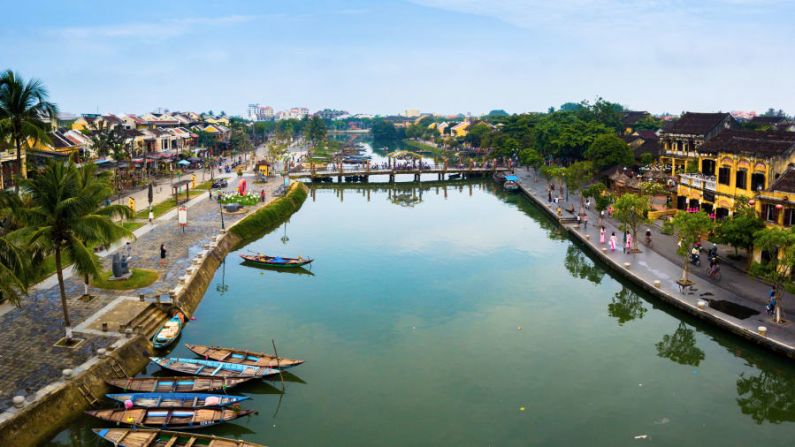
679, 173, 716, 192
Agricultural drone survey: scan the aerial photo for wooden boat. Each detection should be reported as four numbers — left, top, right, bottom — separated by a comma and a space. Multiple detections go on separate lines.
106, 392, 249, 408
493, 171, 506, 182
106, 376, 252, 393
504, 175, 520, 191
240, 254, 313, 268
152, 311, 186, 349
86, 407, 255, 430
150, 357, 280, 378
93, 428, 267, 447
447, 173, 462, 180
186, 343, 304, 369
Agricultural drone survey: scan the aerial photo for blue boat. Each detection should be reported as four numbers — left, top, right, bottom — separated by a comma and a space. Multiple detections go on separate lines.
152, 311, 185, 349
106, 392, 249, 408
504, 175, 520, 191
150, 357, 281, 378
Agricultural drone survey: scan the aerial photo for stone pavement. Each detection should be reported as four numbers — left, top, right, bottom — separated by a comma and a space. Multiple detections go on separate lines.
515, 168, 795, 356
0, 151, 283, 412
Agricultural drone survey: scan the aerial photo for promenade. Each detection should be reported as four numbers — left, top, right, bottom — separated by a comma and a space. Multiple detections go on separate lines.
514, 169, 795, 358
0, 153, 281, 412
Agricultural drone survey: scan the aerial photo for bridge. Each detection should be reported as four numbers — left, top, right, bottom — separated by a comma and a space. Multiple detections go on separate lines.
288, 166, 511, 183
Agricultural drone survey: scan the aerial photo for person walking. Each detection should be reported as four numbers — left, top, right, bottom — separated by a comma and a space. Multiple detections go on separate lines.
599, 226, 605, 244
767, 286, 777, 315
125, 241, 132, 259
160, 244, 167, 267
548, 190, 552, 203
626, 233, 633, 252
148, 209, 154, 225
609, 232, 617, 252
583, 214, 589, 229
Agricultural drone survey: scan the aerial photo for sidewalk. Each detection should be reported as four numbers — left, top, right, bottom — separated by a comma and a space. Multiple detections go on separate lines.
0, 147, 281, 411
515, 169, 795, 355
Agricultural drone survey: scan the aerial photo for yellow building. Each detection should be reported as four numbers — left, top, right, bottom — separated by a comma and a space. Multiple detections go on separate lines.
71, 115, 100, 132
659, 112, 736, 176
674, 130, 795, 218
451, 121, 471, 137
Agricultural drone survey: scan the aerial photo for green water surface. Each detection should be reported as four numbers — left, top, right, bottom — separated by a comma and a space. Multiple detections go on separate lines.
47, 182, 795, 446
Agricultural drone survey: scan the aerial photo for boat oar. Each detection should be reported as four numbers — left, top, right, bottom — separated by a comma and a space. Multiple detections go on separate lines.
272, 339, 285, 391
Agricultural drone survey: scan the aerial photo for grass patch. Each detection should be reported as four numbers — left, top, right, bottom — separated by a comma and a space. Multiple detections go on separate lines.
92, 268, 159, 290
194, 180, 214, 190
122, 221, 145, 232
231, 182, 308, 247
135, 190, 204, 219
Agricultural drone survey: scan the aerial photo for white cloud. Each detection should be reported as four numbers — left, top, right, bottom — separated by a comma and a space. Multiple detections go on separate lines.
51, 15, 258, 40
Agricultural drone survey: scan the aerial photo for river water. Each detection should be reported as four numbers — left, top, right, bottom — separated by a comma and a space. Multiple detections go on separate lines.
47, 181, 795, 446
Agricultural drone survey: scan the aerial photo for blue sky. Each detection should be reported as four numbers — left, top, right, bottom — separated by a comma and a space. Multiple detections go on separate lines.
1, 0, 793, 116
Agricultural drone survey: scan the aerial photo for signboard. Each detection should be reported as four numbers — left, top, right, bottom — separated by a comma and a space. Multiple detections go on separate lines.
190, 174, 196, 188
178, 206, 188, 226
128, 197, 136, 213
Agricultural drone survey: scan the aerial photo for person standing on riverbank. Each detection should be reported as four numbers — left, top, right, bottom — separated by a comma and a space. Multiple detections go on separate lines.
160, 244, 167, 267
609, 232, 617, 252
600, 227, 605, 244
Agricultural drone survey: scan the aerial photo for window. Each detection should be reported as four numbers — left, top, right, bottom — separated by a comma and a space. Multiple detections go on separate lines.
784, 208, 795, 227
735, 169, 747, 189
762, 204, 778, 222
701, 159, 716, 176
718, 167, 731, 185
751, 173, 766, 191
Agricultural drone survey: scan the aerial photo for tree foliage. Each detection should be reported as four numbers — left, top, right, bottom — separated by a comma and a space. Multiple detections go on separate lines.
585, 134, 633, 172
672, 211, 714, 281
613, 193, 650, 251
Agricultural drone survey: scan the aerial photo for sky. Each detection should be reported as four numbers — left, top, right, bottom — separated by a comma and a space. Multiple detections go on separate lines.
1, 0, 793, 117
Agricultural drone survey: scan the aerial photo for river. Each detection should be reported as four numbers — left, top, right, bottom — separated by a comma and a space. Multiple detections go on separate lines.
47, 181, 795, 446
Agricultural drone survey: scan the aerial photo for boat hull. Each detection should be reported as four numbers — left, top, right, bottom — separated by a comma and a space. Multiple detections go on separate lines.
106, 392, 249, 408
150, 357, 280, 378
186, 343, 304, 369
93, 428, 267, 447
86, 407, 255, 430
106, 377, 252, 393
240, 254, 313, 268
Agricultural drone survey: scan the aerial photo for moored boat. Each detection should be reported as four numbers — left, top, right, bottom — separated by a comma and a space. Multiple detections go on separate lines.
106, 392, 249, 408
185, 343, 304, 369
240, 254, 313, 268
493, 171, 506, 182
93, 428, 267, 447
106, 376, 252, 393
150, 357, 281, 378
503, 175, 520, 191
152, 311, 186, 349
86, 407, 255, 430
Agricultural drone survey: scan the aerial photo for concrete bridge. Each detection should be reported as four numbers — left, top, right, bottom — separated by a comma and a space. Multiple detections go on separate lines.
289, 166, 511, 183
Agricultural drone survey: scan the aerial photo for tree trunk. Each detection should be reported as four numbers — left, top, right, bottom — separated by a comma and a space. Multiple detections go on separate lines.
13, 133, 22, 192
681, 257, 689, 282
54, 247, 73, 340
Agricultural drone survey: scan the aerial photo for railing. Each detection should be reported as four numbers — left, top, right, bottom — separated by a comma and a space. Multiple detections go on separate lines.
679, 173, 716, 191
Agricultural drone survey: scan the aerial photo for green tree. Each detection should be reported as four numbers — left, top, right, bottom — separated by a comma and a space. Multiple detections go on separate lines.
464, 122, 494, 147
584, 134, 633, 172
564, 161, 593, 213
612, 193, 649, 252
672, 211, 714, 282
20, 161, 132, 340
633, 115, 664, 131
0, 70, 59, 190
639, 152, 654, 166
753, 227, 795, 323
714, 211, 765, 259
304, 115, 327, 149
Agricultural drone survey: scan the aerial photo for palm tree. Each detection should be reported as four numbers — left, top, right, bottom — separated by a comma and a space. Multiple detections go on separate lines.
0, 70, 59, 190
0, 191, 32, 305
21, 160, 131, 340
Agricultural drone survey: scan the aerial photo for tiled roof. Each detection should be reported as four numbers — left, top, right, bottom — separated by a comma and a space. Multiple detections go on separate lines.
751, 116, 787, 125
769, 167, 795, 193
663, 112, 732, 136
622, 111, 649, 126
700, 130, 795, 155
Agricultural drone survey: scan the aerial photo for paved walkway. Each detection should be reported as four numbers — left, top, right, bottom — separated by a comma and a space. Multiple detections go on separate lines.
515, 168, 795, 355
0, 149, 282, 412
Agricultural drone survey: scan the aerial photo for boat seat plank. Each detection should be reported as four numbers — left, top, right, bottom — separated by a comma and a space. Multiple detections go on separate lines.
162, 435, 179, 447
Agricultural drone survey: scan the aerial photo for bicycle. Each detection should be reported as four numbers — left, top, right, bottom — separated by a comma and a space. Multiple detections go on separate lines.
706, 265, 721, 281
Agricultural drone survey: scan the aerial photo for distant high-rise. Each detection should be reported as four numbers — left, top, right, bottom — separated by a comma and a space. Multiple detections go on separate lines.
247, 104, 275, 121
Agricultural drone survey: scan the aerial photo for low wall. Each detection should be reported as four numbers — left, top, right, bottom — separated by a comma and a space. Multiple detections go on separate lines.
0, 181, 310, 446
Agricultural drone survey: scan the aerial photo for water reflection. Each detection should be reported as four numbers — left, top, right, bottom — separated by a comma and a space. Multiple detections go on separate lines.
607, 287, 647, 325
737, 366, 795, 424
564, 245, 604, 285
47, 424, 99, 447
655, 321, 705, 366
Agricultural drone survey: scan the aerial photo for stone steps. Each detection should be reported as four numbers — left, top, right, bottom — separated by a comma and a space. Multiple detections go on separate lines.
126, 304, 168, 337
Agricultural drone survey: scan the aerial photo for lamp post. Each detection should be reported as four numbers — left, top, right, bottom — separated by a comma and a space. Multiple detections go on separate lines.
219, 199, 225, 230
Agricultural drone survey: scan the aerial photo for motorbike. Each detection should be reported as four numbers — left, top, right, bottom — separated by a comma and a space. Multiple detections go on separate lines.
690, 252, 701, 266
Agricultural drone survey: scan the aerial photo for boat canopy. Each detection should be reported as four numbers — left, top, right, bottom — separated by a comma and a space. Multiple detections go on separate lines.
504, 175, 519, 182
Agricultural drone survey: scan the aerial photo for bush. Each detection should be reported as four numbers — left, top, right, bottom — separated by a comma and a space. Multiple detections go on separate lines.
220, 193, 259, 206
230, 182, 308, 247
661, 218, 674, 235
